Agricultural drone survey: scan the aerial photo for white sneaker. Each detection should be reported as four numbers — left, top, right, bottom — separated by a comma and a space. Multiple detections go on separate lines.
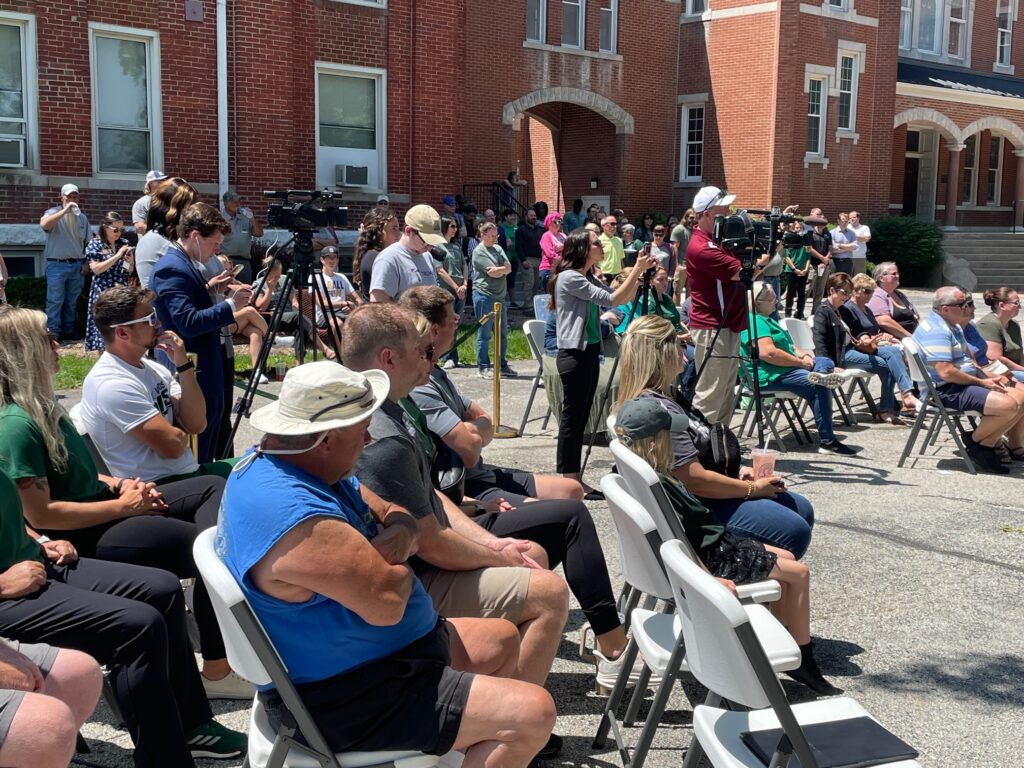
258, 373, 270, 385
594, 649, 663, 695
201, 670, 255, 700
807, 371, 844, 390
477, 368, 493, 379
443, 359, 457, 370
273, 335, 295, 347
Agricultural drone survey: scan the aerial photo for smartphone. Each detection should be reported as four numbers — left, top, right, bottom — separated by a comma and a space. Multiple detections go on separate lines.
231, 264, 245, 277
643, 242, 652, 255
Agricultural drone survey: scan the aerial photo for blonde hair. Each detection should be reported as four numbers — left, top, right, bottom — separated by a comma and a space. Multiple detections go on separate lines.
617, 430, 675, 474
615, 315, 679, 409
851, 273, 876, 293
0, 306, 68, 470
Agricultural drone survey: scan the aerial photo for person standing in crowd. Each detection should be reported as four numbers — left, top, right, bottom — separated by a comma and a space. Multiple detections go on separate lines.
135, 177, 199, 289
472, 222, 515, 379
497, 209, 521, 308
219, 190, 263, 285
586, 203, 601, 224
40, 184, 90, 341
538, 212, 566, 294
830, 212, 856, 275
352, 206, 400, 300
550, 230, 656, 497
434, 216, 468, 369
635, 213, 656, 244
84, 212, 135, 352
648, 224, 676, 282
151, 203, 250, 463
804, 212, 832, 313
598, 216, 625, 285
515, 208, 544, 297
686, 185, 744, 425
671, 208, 696, 302
848, 211, 871, 276
369, 205, 445, 303
563, 198, 586, 232
783, 220, 811, 320
131, 170, 167, 236
621, 223, 639, 267
441, 195, 467, 254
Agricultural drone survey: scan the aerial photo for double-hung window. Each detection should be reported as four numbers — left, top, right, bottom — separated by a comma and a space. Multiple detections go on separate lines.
997, 0, 1013, 67
526, 0, 546, 43
917, 0, 943, 53
562, 0, 584, 48
90, 26, 161, 174
987, 136, 1003, 204
686, 0, 706, 15
837, 55, 857, 131
599, 0, 617, 53
0, 16, 33, 169
947, 0, 966, 58
960, 135, 976, 205
679, 104, 704, 182
806, 78, 826, 157
900, 0, 914, 49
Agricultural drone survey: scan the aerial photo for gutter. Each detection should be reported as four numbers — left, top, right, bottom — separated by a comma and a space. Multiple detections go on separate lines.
216, 0, 229, 199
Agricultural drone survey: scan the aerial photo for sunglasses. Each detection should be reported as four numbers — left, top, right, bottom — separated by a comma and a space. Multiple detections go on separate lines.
109, 311, 159, 328
418, 344, 435, 360
943, 301, 972, 309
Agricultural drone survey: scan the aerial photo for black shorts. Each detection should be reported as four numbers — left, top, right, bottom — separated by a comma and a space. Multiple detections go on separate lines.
704, 532, 778, 584
935, 382, 990, 414
259, 619, 473, 755
466, 464, 538, 506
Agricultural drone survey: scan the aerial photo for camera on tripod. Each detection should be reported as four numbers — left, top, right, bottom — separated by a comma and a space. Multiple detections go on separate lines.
712, 207, 804, 282
264, 189, 349, 232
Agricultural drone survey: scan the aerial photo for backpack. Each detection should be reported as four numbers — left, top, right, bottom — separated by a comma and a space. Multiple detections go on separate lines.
674, 389, 743, 478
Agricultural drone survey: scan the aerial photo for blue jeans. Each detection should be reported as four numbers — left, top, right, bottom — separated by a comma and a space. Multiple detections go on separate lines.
763, 275, 782, 321
843, 348, 899, 412
473, 291, 508, 370
45, 260, 85, 335
441, 295, 465, 366
538, 270, 550, 294
508, 260, 519, 305
702, 491, 815, 559
762, 356, 836, 443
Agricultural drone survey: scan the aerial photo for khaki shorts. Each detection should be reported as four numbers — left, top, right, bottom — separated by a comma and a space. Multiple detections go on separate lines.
417, 566, 531, 625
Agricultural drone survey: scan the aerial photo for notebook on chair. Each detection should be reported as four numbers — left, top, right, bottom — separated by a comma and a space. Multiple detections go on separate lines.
740, 716, 918, 768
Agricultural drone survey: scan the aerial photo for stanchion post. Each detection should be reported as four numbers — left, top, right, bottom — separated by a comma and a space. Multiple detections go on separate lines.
491, 301, 519, 439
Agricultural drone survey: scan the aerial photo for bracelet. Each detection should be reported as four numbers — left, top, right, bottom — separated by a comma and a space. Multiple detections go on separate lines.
175, 360, 195, 374
745, 481, 754, 500
114, 478, 125, 495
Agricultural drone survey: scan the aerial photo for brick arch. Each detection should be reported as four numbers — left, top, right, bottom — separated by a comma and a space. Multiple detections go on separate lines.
960, 116, 1024, 149
502, 89, 635, 134
893, 107, 961, 143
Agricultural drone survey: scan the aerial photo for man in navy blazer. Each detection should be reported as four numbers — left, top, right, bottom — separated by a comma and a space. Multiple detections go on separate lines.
151, 202, 249, 462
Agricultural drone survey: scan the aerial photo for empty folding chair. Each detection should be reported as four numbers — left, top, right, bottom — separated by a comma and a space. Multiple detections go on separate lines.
660, 540, 921, 768
897, 337, 980, 474
192, 528, 460, 768
594, 476, 799, 768
518, 319, 552, 435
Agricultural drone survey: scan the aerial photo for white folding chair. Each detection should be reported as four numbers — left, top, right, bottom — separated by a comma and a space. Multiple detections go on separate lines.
532, 293, 551, 321
192, 529, 460, 768
897, 337, 981, 474
518, 319, 552, 435
67, 403, 114, 475
594, 476, 798, 768
661, 540, 921, 768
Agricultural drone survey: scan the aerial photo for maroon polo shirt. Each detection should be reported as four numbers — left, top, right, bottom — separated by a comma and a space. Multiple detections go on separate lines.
685, 226, 748, 332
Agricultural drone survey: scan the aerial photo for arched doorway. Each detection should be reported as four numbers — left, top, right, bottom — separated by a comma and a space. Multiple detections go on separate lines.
893, 108, 960, 221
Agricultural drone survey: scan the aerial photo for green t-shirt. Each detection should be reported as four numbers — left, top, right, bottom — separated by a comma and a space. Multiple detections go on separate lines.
740, 314, 798, 389
498, 223, 518, 263
0, 469, 46, 571
471, 243, 510, 299
783, 246, 809, 272
657, 473, 724, 558
585, 302, 601, 345
0, 403, 107, 502
975, 313, 1023, 365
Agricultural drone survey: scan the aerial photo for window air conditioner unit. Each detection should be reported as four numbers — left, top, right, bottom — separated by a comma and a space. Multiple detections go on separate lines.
335, 164, 369, 187
0, 138, 26, 168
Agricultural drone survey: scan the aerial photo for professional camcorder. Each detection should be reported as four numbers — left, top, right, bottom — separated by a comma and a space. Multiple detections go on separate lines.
264, 189, 348, 232
712, 207, 804, 281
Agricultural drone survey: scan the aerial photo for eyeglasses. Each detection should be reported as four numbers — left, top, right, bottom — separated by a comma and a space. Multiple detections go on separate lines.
856, 287, 873, 294
1003, 299, 1021, 307
106, 224, 124, 232
417, 344, 435, 360
109, 311, 159, 328
942, 301, 971, 309
836, 288, 851, 297
653, 230, 666, 236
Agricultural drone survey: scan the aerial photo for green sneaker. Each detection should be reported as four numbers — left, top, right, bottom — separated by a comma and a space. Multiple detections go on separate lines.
185, 719, 247, 759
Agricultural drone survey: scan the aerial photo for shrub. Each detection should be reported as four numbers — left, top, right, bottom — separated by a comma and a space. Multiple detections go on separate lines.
866, 216, 944, 287
4, 276, 46, 309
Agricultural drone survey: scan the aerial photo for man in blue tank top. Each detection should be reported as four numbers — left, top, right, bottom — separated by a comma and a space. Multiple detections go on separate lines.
218, 361, 555, 763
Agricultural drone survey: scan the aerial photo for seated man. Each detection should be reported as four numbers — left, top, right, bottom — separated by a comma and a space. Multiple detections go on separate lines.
400, 286, 581, 503
80, 285, 237, 484
913, 286, 1024, 473
218, 362, 554, 764
342, 305, 569, 756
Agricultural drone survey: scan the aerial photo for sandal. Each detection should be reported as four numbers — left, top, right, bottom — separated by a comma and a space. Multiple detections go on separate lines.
1008, 446, 1024, 462
875, 411, 907, 426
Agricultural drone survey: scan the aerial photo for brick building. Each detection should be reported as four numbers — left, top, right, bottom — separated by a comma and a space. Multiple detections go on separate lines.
2, 0, 1023, 277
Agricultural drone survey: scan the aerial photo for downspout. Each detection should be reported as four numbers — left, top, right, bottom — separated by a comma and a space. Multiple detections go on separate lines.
216, 0, 229, 200
409, 0, 416, 201
671, 13, 681, 215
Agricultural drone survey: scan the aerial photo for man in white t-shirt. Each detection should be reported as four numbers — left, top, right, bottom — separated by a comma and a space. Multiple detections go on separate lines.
80, 285, 230, 483
368, 204, 444, 303
849, 210, 871, 276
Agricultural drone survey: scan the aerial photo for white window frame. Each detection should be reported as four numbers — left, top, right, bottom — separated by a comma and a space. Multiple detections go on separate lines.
961, 134, 976, 205
314, 62, 387, 194
900, 0, 913, 49
946, 0, 967, 59
599, 0, 617, 53
805, 76, 827, 163
678, 101, 705, 183
686, 0, 706, 16
827, 0, 847, 8
561, 0, 585, 48
0, 12, 38, 171
329, 0, 385, 6
526, 0, 547, 43
837, 54, 856, 131
88, 23, 162, 179
902, 0, 975, 65
987, 135, 1003, 205
996, 0, 1015, 71
834, 42, 864, 141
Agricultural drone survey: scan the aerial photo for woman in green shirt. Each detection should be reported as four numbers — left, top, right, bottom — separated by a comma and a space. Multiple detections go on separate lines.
471, 221, 513, 378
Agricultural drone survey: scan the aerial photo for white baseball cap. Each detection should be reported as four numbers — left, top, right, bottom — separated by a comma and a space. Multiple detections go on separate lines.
249, 361, 390, 436
146, 170, 168, 184
692, 186, 735, 214
60, 183, 79, 196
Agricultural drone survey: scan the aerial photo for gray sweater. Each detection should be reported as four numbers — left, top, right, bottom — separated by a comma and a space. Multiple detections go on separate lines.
554, 270, 614, 350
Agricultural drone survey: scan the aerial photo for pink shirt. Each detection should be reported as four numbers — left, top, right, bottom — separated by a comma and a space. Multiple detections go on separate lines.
539, 230, 566, 272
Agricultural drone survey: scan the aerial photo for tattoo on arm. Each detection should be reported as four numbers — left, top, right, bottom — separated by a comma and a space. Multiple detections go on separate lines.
14, 477, 48, 492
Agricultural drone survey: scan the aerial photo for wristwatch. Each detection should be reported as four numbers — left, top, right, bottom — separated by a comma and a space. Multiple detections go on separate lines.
175, 360, 196, 374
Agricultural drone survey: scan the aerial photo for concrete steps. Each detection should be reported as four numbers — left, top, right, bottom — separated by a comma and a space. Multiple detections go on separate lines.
943, 232, 1024, 290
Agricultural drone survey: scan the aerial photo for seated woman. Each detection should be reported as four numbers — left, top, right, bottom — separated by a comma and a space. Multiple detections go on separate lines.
977, 287, 1024, 383
615, 315, 817, 560
215, 254, 268, 378
0, 306, 250, 701
603, 266, 685, 334
614, 397, 840, 696
867, 261, 919, 338
820, 272, 920, 423
742, 283, 854, 454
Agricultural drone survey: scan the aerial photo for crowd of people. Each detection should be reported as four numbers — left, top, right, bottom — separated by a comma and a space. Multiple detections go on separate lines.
7, 173, 1022, 767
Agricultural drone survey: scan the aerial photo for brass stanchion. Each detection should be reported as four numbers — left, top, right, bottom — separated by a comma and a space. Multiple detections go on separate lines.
186, 353, 199, 459
491, 301, 519, 439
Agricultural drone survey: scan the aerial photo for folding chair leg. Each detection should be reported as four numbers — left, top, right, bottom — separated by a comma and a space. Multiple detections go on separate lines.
944, 413, 978, 474
622, 664, 652, 727
626, 638, 687, 768
834, 389, 855, 427
776, 401, 804, 445
788, 400, 812, 443
857, 377, 878, 416
593, 636, 642, 751
518, 371, 542, 436
898, 410, 929, 467
541, 404, 552, 431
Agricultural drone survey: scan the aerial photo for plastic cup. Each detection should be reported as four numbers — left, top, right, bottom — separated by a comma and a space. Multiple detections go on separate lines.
751, 448, 779, 479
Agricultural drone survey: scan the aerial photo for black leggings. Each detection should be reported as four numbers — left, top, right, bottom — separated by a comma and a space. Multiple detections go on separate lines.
556, 342, 601, 474
476, 499, 620, 635
39, 474, 227, 660
0, 558, 211, 768
785, 272, 808, 318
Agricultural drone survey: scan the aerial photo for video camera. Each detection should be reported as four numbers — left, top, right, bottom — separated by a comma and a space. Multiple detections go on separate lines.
712, 207, 804, 282
264, 189, 348, 232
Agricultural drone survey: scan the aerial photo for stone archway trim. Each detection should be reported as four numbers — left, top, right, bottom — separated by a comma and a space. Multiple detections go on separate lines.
502, 88, 636, 135
960, 115, 1024, 149
893, 107, 961, 143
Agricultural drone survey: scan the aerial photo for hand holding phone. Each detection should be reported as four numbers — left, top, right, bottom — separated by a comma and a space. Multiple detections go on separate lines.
231, 263, 245, 277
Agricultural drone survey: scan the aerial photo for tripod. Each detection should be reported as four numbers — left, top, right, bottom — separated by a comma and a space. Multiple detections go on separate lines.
221, 229, 345, 457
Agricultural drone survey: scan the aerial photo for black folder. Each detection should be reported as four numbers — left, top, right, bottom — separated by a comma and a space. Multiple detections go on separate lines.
740, 716, 918, 768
